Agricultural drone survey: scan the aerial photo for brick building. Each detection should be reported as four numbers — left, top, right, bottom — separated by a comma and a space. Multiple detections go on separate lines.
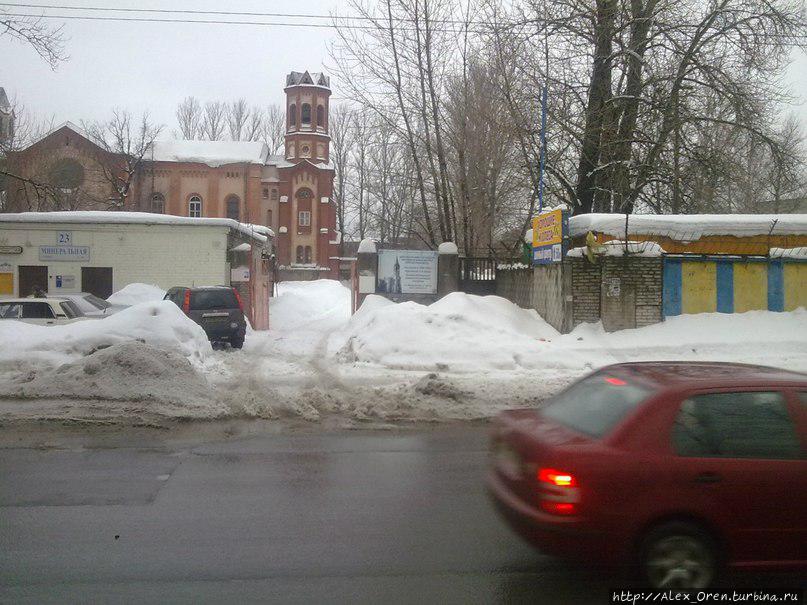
4, 71, 339, 279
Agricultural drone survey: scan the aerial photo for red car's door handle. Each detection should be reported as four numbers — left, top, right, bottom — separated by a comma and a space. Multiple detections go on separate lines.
693, 472, 722, 484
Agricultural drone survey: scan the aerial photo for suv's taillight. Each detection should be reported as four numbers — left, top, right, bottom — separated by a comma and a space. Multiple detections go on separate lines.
537, 468, 580, 516
182, 289, 191, 313
232, 288, 244, 312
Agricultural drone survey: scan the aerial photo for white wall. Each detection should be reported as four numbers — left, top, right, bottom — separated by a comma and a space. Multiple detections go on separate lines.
0, 222, 230, 297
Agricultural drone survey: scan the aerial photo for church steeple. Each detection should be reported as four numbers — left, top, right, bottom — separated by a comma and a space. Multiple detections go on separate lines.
0, 87, 15, 146
284, 71, 331, 164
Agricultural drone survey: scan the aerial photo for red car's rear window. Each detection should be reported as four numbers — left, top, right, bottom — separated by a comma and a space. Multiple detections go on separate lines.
541, 372, 652, 438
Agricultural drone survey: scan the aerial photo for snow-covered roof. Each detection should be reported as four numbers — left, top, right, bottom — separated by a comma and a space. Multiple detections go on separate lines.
0, 211, 270, 243
285, 71, 330, 89
567, 240, 666, 258
570, 213, 807, 239
770, 247, 807, 260
357, 238, 377, 254
25, 121, 92, 148
438, 242, 458, 255
149, 140, 269, 167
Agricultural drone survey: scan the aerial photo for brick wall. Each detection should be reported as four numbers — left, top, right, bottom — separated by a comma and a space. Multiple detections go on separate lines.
569, 258, 601, 327
495, 268, 533, 310
531, 263, 571, 333
599, 257, 663, 332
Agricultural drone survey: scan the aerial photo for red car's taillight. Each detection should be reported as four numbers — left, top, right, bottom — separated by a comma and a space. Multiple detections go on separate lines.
232, 288, 244, 312
182, 289, 191, 313
537, 467, 580, 516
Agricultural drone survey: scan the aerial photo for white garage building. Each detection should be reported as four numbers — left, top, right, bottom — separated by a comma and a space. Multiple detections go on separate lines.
0, 212, 274, 328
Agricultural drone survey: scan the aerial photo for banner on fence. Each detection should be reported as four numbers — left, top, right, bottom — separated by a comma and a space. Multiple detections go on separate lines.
532, 209, 568, 265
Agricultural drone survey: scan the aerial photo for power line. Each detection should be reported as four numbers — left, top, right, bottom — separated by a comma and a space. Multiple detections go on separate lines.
0, 1, 503, 27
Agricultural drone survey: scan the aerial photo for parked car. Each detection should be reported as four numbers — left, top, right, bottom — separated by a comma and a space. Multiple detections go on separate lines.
164, 286, 246, 348
488, 362, 807, 590
46, 292, 128, 317
0, 298, 87, 325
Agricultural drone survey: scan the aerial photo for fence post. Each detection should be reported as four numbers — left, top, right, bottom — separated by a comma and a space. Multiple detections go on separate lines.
355, 238, 378, 311
437, 242, 459, 298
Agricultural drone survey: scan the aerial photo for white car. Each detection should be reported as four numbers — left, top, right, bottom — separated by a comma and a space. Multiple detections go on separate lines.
0, 298, 87, 325
48, 292, 129, 317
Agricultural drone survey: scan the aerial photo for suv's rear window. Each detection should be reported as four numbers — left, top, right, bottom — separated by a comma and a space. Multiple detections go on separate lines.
189, 290, 238, 310
541, 372, 652, 438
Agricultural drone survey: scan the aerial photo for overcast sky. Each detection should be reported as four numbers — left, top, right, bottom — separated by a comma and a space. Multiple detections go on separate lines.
2, 0, 806, 136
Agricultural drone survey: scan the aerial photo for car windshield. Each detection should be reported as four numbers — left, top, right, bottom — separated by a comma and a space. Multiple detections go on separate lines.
68, 296, 103, 313
83, 294, 111, 310
189, 290, 238, 311
541, 372, 652, 438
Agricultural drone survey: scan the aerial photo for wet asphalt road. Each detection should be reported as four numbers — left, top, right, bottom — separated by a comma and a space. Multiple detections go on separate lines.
0, 424, 799, 604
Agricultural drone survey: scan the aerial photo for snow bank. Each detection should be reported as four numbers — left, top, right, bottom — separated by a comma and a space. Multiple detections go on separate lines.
270, 279, 351, 331
330, 292, 562, 372
570, 213, 807, 239
330, 291, 807, 377
0, 341, 214, 407
107, 283, 166, 306
0, 301, 212, 369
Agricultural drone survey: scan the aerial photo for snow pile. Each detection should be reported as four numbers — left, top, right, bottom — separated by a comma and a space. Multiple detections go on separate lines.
270, 279, 351, 331
330, 292, 562, 372
567, 240, 665, 258
0, 341, 214, 407
0, 301, 212, 369
570, 213, 807, 239
107, 283, 167, 306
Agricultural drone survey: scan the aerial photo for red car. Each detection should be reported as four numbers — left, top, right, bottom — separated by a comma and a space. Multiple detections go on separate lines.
488, 362, 807, 589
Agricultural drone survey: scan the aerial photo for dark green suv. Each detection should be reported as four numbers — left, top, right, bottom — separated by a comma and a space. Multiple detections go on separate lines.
165, 286, 246, 349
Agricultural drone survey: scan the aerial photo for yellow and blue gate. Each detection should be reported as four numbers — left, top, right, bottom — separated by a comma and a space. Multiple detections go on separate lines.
663, 257, 807, 317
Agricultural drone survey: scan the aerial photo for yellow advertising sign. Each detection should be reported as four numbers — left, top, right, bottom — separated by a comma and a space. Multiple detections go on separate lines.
532, 209, 564, 247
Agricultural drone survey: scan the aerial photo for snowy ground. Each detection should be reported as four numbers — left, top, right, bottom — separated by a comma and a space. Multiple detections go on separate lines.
1, 280, 806, 427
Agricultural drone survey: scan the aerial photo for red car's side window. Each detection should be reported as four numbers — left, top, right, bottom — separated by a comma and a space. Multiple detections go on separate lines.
671, 391, 802, 460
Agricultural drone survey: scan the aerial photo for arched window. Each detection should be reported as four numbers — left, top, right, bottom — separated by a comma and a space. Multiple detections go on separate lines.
301, 103, 311, 124
296, 245, 304, 263
289, 104, 296, 127
188, 195, 202, 218
151, 193, 165, 214
225, 195, 240, 221
304, 246, 312, 264
316, 105, 324, 128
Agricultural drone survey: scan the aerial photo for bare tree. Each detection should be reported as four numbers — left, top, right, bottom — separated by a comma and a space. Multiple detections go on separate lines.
175, 96, 202, 140
0, 10, 67, 68
330, 104, 354, 254
263, 104, 286, 155
227, 98, 251, 141
83, 110, 163, 209
201, 101, 228, 141
243, 106, 264, 142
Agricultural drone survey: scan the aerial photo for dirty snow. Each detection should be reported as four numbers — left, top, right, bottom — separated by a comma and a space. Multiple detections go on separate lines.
107, 283, 167, 306
1, 278, 806, 427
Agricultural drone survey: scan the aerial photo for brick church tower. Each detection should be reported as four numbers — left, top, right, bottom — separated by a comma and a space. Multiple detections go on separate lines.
274, 71, 338, 278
